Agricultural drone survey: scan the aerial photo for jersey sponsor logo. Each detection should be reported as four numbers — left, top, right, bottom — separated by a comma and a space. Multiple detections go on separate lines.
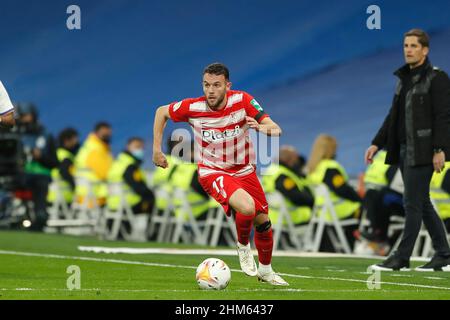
250, 99, 263, 112
201, 125, 242, 142
172, 101, 182, 112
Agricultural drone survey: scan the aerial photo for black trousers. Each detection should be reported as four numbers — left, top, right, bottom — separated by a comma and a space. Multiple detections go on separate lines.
396, 145, 450, 259
364, 188, 404, 241
23, 174, 51, 231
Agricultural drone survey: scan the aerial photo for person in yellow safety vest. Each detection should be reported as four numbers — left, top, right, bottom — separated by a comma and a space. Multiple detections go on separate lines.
306, 134, 362, 251
358, 150, 404, 255
262, 145, 314, 227
107, 137, 155, 214
152, 137, 182, 211
74, 122, 113, 207
430, 162, 450, 233
170, 141, 210, 222
48, 128, 80, 205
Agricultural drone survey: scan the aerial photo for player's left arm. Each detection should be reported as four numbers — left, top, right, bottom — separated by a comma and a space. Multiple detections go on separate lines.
0, 111, 15, 128
0, 81, 16, 128
246, 116, 282, 136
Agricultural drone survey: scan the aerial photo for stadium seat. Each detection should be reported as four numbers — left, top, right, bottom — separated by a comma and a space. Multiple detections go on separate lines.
46, 176, 99, 234
266, 191, 303, 251
303, 184, 359, 254
201, 201, 237, 247
147, 187, 173, 243
47, 178, 73, 221
169, 187, 207, 245
100, 182, 149, 241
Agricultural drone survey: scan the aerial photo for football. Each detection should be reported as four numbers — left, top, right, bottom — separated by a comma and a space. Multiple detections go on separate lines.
195, 258, 231, 290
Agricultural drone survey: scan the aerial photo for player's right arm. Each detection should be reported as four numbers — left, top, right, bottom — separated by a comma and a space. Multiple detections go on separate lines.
0, 81, 16, 128
152, 99, 192, 168
152, 105, 170, 168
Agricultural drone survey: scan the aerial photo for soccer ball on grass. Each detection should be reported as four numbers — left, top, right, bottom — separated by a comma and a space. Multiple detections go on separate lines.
195, 258, 231, 290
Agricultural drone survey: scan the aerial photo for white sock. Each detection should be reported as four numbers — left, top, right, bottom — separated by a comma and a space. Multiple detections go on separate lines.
258, 263, 272, 274
237, 242, 250, 249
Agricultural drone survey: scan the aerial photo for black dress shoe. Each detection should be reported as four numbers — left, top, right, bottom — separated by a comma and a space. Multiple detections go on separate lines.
369, 255, 410, 271
415, 255, 450, 272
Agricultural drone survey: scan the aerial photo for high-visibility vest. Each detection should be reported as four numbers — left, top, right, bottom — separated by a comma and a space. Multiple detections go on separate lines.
74, 134, 112, 205
307, 159, 360, 221
364, 150, 390, 190
262, 164, 312, 225
106, 152, 148, 210
430, 163, 450, 220
152, 155, 180, 210
171, 162, 210, 221
47, 148, 75, 203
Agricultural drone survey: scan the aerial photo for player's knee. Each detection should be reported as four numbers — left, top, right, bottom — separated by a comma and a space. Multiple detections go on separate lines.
255, 220, 272, 233
239, 197, 255, 216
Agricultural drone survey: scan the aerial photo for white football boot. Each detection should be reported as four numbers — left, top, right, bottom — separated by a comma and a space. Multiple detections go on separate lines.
236, 242, 258, 276
257, 270, 289, 286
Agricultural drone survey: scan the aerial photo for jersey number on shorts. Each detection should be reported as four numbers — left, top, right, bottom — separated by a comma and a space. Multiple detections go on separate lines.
212, 176, 227, 198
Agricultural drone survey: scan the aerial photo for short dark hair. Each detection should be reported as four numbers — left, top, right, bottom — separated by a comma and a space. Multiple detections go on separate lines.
203, 63, 230, 81
94, 121, 111, 132
58, 127, 78, 146
127, 137, 144, 145
404, 29, 430, 48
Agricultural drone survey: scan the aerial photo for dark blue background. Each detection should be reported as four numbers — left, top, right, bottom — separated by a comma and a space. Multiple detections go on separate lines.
1, 0, 449, 173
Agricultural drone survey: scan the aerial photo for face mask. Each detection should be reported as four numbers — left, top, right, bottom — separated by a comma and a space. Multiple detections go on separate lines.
69, 143, 80, 154
101, 136, 111, 144
131, 149, 144, 161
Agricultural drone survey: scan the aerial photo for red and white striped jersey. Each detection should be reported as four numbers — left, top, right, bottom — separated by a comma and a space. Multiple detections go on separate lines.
168, 90, 268, 177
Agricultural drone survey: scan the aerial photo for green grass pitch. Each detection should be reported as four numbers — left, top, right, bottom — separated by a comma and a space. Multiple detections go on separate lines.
0, 230, 449, 300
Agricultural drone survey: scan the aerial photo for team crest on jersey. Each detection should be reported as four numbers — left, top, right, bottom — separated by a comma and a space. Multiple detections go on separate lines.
250, 99, 263, 112
173, 101, 182, 112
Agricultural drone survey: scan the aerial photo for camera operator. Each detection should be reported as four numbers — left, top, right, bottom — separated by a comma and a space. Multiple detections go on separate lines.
0, 81, 15, 128
12, 103, 58, 231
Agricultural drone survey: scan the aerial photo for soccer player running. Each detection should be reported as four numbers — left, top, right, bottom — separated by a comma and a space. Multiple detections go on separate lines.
152, 63, 288, 286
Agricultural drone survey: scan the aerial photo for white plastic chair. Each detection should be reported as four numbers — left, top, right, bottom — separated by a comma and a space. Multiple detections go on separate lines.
303, 184, 359, 254
266, 191, 303, 251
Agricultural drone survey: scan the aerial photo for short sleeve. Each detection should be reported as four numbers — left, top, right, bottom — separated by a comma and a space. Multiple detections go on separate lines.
0, 81, 14, 115
243, 92, 268, 123
168, 99, 193, 123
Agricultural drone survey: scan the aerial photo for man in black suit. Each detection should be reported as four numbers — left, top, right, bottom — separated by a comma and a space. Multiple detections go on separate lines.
365, 29, 450, 271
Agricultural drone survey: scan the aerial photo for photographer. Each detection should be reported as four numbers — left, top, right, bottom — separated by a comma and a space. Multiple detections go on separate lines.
0, 81, 15, 128
13, 103, 58, 231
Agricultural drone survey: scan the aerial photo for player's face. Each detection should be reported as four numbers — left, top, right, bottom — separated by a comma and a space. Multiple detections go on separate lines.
202, 73, 231, 109
404, 36, 428, 67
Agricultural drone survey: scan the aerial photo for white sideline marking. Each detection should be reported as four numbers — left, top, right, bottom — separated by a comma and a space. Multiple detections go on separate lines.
1, 250, 450, 292
76, 246, 430, 262
0, 288, 427, 293
424, 277, 445, 280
